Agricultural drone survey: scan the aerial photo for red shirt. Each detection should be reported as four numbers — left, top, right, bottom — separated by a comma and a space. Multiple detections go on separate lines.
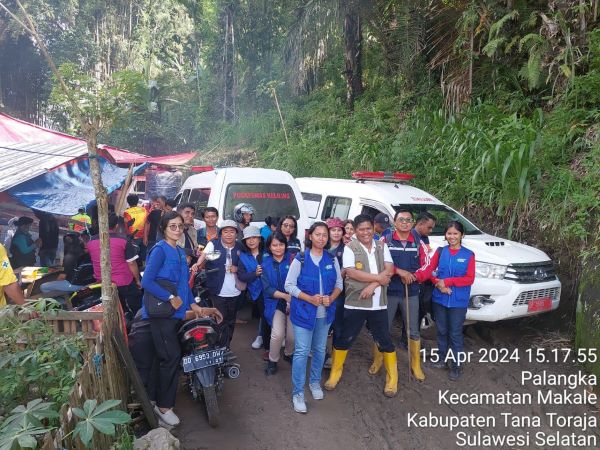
415, 246, 475, 287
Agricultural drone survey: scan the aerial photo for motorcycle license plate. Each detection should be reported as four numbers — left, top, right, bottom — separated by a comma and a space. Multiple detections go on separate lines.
182, 349, 225, 373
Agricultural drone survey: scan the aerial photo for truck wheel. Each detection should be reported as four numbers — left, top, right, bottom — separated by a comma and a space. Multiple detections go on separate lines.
202, 385, 220, 427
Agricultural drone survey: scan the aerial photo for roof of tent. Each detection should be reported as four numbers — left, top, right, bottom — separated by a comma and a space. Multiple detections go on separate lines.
0, 113, 197, 165
0, 141, 89, 192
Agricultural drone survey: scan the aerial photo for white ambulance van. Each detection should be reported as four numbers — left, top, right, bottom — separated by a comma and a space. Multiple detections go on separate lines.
296, 172, 561, 322
176, 167, 309, 238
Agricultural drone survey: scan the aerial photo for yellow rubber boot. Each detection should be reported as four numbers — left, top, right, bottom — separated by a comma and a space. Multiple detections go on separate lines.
324, 348, 348, 391
382, 351, 398, 397
368, 343, 383, 375
409, 339, 425, 381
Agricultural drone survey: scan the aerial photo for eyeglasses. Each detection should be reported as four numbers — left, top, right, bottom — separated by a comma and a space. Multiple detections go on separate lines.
282, 223, 295, 229
396, 218, 414, 223
168, 224, 185, 230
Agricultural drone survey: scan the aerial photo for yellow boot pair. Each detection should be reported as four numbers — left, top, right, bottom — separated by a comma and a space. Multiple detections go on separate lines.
324, 348, 348, 391
409, 339, 425, 381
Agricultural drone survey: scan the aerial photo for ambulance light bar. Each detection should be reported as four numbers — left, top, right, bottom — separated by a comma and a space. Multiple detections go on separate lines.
351, 171, 415, 183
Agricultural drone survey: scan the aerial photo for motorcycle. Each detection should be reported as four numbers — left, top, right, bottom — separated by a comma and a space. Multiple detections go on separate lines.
178, 263, 240, 427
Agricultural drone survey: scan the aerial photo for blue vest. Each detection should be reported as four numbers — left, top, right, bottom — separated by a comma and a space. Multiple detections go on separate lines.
261, 254, 291, 326
290, 250, 338, 330
387, 231, 421, 297
204, 239, 243, 296
432, 246, 474, 308
239, 251, 262, 301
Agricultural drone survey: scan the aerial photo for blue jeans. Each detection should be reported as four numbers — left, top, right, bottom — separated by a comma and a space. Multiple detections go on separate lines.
40, 279, 84, 293
432, 302, 467, 368
292, 318, 329, 396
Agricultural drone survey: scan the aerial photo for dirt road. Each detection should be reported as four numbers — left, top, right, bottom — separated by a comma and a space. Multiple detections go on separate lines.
172, 309, 599, 450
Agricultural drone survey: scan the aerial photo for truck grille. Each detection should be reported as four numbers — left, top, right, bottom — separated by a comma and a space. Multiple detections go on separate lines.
512, 287, 561, 307
504, 261, 556, 284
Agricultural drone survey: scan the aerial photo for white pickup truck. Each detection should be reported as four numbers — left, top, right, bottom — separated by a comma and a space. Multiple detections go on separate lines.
297, 172, 561, 322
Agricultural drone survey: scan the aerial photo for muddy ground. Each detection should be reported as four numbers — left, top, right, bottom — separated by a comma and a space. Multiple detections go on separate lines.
171, 307, 599, 450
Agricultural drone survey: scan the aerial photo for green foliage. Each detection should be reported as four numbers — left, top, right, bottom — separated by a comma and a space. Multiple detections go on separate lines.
0, 399, 57, 450
0, 302, 86, 410
71, 399, 131, 448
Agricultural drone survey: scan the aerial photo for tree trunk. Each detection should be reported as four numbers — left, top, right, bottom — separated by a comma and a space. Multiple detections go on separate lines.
343, 6, 363, 111
83, 127, 113, 307
222, 3, 235, 122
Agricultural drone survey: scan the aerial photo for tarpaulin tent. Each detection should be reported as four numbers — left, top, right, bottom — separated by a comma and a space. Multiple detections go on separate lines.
0, 113, 197, 166
0, 113, 197, 215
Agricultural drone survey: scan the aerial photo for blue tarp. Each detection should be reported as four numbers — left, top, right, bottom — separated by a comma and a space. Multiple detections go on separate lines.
7, 156, 144, 216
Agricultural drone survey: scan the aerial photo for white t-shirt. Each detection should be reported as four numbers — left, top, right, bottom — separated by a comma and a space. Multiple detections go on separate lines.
203, 241, 240, 297
342, 241, 393, 311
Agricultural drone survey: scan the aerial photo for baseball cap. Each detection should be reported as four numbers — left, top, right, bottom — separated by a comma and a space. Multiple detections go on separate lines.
374, 213, 390, 226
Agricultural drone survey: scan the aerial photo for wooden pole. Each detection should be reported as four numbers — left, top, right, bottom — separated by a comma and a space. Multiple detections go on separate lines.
271, 87, 289, 145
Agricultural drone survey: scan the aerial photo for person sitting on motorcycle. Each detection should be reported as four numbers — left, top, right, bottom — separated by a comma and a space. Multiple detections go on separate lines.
141, 211, 223, 427
233, 203, 255, 240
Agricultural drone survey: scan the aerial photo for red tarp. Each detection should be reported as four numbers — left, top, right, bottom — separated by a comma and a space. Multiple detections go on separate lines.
0, 113, 197, 166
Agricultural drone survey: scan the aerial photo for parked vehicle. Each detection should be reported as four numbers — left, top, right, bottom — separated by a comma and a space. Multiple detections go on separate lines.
175, 167, 309, 238
296, 172, 561, 323
179, 266, 240, 427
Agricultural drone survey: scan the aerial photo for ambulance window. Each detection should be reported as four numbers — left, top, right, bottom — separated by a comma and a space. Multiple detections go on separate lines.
321, 196, 351, 220
224, 183, 300, 220
302, 193, 322, 219
361, 205, 385, 220
189, 188, 211, 217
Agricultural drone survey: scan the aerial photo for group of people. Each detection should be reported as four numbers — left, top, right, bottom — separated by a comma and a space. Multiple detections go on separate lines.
0, 193, 476, 425
133, 197, 475, 423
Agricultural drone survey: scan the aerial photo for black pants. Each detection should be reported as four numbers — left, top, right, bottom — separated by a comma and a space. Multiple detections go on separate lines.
149, 318, 181, 409
211, 294, 240, 349
332, 295, 346, 347
129, 320, 158, 402
117, 281, 142, 315
335, 308, 395, 353
256, 294, 271, 350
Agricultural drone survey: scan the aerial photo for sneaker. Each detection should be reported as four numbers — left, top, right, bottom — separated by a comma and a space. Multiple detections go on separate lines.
154, 406, 180, 426
265, 360, 278, 375
282, 353, 293, 364
309, 383, 324, 400
292, 394, 307, 413
448, 367, 461, 381
251, 335, 263, 349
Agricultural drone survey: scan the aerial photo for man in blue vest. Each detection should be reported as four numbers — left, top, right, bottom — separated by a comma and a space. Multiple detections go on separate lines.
195, 220, 244, 349
379, 209, 429, 382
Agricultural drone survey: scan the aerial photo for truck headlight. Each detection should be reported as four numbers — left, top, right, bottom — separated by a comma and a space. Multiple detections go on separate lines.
475, 261, 507, 279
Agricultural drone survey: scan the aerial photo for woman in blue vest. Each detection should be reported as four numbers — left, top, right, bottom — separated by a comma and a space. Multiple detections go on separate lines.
237, 226, 269, 352
277, 215, 302, 255
285, 222, 343, 413
261, 231, 294, 375
141, 211, 222, 426
415, 221, 475, 381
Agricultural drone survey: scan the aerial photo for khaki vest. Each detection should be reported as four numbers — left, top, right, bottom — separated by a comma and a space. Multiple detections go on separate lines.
344, 239, 388, 309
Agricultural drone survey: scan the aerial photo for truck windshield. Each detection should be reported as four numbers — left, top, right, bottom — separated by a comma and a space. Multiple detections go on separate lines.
224, 183, 300, 221
392, 204, 482, 236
